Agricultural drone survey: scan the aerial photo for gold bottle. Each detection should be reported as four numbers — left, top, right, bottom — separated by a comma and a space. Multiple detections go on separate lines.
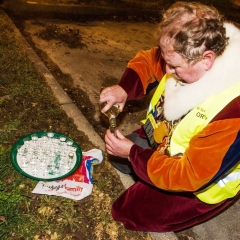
100, 88, 120, 134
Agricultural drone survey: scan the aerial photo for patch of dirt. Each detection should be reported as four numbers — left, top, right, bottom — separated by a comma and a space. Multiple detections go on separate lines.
37, 23, 86, 49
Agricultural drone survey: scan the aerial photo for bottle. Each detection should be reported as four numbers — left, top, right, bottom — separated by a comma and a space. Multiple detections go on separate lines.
100, 88, 120, 134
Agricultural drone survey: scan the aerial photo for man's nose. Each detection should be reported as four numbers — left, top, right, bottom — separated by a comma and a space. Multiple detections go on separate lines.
166, 65, 175, 74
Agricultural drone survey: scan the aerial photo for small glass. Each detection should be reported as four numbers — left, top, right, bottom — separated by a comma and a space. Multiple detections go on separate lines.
42, 169, 49, 176
21, 161, 28, 168
70, 146, 77, 152
53, 145, 60, 154
47, 132, 54, 143
38, 148, 44, 156
53, 138, 60, 146
32, 166, 38, 175
41, 136, 48, 147
66, 140, 73, 147
31, 134, 38, 144
33, 146, 39, 156
30, 156, 37, 165
23, 139, 30, 148
44, 146, 51, 156
59, 136, 66, 145
60, 150, 66, 158
28, 147, 34, 154
58, 157, 65, 166
49, 152, 55, 160
64, 164, 71, 171
20, 156, 27, 164
39, 160, 46, 169
17, 146, 25, 156
53, 166, 60, 175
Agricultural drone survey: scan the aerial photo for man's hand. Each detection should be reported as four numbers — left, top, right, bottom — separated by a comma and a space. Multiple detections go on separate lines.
99, 85, 127, 113
105, 129, 134, 158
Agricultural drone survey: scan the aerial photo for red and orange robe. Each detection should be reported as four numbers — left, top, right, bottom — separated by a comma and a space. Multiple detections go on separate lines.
112, 23, 240, 232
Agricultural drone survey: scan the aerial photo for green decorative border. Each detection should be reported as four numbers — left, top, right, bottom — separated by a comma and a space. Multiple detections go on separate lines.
10, 132, 82, 181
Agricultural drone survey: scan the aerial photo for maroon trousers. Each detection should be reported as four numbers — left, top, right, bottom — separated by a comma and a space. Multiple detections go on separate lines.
112, 180, 238, 232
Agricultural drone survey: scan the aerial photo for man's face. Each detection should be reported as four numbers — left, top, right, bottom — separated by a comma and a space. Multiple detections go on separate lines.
160, 44, 207, 84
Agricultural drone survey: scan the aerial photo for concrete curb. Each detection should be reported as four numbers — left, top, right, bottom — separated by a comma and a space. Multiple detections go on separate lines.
1, 8, 178, 240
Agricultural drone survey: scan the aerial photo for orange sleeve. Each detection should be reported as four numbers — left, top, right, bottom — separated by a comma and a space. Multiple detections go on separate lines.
127, 47, 165, 94
147, 119, 240, 191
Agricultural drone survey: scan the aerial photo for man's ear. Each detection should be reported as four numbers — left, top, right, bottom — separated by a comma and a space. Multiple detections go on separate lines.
202, 50, 216, 71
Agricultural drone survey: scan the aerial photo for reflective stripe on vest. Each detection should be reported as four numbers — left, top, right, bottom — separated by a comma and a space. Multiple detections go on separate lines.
144, 75, 240, 204
195, 163, 240, 204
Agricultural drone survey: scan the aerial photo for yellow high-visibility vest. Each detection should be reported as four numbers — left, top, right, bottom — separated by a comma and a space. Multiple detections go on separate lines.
144, 74, 240, 204
141, 74, 167, 124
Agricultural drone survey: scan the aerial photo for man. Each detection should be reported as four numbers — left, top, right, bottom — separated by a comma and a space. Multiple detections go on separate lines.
99, 2, 240, 232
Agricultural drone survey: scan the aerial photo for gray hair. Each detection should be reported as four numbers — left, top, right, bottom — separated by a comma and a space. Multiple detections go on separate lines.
155, 2, 229, 64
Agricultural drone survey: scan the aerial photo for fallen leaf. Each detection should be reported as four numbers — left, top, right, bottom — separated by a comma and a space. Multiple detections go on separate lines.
0, 216, 7, 224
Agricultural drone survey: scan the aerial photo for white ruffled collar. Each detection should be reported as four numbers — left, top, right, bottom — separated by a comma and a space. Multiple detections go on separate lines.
163, 22, 240, 121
